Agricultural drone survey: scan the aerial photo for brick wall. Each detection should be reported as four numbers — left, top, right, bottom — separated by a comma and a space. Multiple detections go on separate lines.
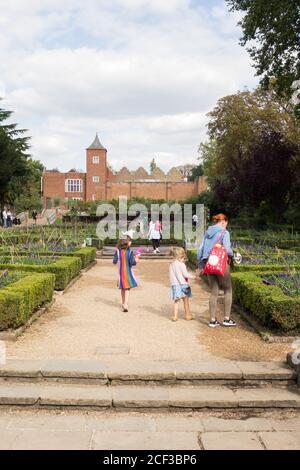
42, 171, 86, 207
106, 180, 203, 201
42, 173, 207, 205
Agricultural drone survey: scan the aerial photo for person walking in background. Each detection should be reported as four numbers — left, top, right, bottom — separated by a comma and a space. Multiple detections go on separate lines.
148, 219, 161, 253
113, 233, 138, 312
197, 213, 236, 328
6, 209, 12, 228
2, 209, 7, 228
32, 210, 38, 225
169, 247, 194, 322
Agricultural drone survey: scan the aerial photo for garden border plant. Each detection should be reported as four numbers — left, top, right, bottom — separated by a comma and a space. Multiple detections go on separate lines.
0, 247, 96, 269
231, 271, 300, 332
186, 249, 300, 333
0, 271, 55, 331
0, 256, 81, 290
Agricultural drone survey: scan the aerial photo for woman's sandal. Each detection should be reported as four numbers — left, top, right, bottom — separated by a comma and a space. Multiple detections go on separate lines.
171, 317, 178, 322
185, 316, 194, 321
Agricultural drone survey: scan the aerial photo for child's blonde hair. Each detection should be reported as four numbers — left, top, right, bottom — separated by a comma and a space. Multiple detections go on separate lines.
170, 246, 187, 261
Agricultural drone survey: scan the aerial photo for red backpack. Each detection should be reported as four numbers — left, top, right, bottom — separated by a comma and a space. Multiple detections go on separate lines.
203, 230, 228, 276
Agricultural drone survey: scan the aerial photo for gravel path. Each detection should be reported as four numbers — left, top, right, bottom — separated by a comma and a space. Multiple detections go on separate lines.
7, 259, 290, 362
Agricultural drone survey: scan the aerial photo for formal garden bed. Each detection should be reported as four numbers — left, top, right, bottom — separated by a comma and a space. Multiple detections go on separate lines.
0, 246, 96, 269
187, 249, 300, 333
0, 270, 55, 331
231, 271, 300, 332
0, 256, 81, 290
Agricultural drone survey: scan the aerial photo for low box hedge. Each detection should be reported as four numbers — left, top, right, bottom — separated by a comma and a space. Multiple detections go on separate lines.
0, 257, 81, 290
233, 264, 300, 273
231, 271, 300, 332
0, 247, 96, 269
187, 249, 198, 267
71, 247, 96, 268
231, 237, 300, 250
0, 234, 41, 245
0, 272, 55, 331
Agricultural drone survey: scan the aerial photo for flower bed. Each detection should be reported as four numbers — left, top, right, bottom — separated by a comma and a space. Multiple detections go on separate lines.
0, 270, 24, 289
262, 271, 300, 298
0, 247, 96, 269
231, 271, 300, 332
0, 272, 55, 331
0, 256, 81, 290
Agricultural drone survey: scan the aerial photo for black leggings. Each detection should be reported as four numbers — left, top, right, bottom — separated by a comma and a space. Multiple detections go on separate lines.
152, 239, 160, 250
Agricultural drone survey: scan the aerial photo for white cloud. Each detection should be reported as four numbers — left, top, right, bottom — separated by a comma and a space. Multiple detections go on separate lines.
0, 0, 257, 172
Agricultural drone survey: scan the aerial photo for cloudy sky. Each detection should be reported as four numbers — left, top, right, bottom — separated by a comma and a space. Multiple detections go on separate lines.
0, 0, 258, 172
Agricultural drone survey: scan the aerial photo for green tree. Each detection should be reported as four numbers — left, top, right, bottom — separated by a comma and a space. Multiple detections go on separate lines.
13, 159, 44, 213
201, 87, 300, 224
227, 0, 300, 98
0, 101, 31, 206
188, 164, 204, 182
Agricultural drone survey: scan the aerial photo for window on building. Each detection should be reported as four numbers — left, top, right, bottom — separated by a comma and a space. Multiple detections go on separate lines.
92, 194, 96, 201
92, 156, 99, 164
93, 176, 100, 183
65, 179, 83, 193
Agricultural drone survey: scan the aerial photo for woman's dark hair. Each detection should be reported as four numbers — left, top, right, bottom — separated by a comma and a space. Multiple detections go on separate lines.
117, 237, 131, 250
212, 213, 228, 224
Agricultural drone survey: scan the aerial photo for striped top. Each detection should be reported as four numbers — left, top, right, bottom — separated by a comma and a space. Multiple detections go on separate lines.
113, 248, 137, 289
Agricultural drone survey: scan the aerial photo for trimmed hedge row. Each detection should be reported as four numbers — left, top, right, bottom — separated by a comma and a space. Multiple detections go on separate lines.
0, 234, 42, 245
187, 249, 198, 267
186, 250, 300, 273
0, 272, 55, 331
0, 247, 96, 269
71, 247, 96, 268
0, 257, 81, 290
232, 237, 300, 250
231, 271, 300, 332
233, 264, 300, 273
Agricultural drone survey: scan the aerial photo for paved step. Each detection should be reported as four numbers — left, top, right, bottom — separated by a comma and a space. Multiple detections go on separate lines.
0, 360, 296, 387
0, 383, 299, 410
98, 253, 172, 260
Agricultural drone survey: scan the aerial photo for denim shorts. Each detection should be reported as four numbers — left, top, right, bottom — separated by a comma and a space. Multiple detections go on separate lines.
171, 284, 192, 301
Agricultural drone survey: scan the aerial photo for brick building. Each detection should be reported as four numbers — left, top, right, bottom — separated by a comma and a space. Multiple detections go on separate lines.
42, 135, 207, 207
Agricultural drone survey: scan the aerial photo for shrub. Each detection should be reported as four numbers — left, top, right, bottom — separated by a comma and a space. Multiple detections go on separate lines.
72, 247, 96, 268
231, 271, 300, 331
233, 264, 300, 273
0, 257, 81, 290
0, 272, 55, 331
187, 250, 198, 266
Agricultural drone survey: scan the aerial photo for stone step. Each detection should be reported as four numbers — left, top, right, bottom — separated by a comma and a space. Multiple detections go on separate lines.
98, 254, 173, 260
0, 360, 297, 387
0, 383, 299, 410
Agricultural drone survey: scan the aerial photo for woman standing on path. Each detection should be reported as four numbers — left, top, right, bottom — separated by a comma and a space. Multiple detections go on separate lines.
113, 234, 138, 312
197, 213, 236, 328
148, 219, 162, 253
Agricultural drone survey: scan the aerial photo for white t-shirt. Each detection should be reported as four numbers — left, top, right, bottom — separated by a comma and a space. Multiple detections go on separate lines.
148, 221, 161, 240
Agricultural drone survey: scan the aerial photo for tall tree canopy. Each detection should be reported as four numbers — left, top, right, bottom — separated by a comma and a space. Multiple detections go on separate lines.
201, 87, 300, 225
227, 0, 300, 98
0, 101, 43, 209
